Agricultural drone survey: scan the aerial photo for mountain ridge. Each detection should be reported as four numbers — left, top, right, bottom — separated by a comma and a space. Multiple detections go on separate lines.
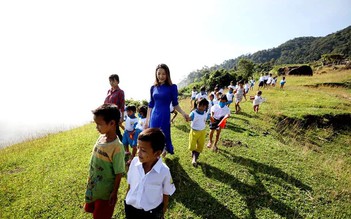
179, 25, 351, 88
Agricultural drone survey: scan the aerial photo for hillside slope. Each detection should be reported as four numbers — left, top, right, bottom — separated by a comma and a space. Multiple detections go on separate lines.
1, 68, 350, 218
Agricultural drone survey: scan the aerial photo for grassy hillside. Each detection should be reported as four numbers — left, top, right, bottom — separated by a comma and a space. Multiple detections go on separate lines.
1, 67, 350, 218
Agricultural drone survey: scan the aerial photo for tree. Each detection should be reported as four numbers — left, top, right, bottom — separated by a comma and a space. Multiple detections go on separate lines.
321, 53, 344, 65
237, 58, 255, 80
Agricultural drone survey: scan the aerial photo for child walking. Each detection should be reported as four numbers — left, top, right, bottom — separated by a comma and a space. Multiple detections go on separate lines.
128, 105, 148, 165
122, 105, 139, 163
234, 81, 246, 113
207, 94, 231, 152
125, 128, 176, 219
253, 91, 265, 113
188, 98, 210, 167
280, 76, 286, 89
226, 87, 234, 107
84, 104, 125, 219
194, 86, 207, 109
190, 86, 197, 108
135, 105, 148, 137
208, 93, 215, 111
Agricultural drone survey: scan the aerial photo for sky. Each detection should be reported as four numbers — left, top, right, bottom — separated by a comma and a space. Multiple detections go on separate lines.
0, 0, 350, 146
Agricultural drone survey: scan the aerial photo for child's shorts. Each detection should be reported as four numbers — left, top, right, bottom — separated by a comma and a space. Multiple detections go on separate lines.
84, 199, 115, 219
122, 131, 137, 147
209, 117, 224, 130
227, 100, 233, 105
189, 129, 207, 152
191, 97, 196, 100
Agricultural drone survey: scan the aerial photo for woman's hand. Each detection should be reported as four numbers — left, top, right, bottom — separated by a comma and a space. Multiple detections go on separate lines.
183, 113, 190, 122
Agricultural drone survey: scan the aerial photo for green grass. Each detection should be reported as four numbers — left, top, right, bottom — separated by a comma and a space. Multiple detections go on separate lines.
1, 68, 350, 218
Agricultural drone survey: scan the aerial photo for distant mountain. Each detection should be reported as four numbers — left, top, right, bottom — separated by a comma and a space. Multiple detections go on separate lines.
178, 25, 351, 88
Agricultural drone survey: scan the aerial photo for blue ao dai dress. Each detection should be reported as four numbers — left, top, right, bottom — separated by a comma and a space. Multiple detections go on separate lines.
148, 84, 179, 154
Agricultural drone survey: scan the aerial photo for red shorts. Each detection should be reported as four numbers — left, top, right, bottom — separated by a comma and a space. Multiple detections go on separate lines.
84, 199, 115, 219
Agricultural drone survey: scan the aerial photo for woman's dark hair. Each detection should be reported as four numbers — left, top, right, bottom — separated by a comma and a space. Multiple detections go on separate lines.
154, 63, 173, 86
92, 104, 120, 124
138, 128, 165, 152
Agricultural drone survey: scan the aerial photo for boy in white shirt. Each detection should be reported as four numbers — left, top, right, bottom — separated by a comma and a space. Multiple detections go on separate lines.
194, 86, 207, 109
253, 91, 265, 113
228, 80, 236, 90
208, 93, 215, 112
226, 87, 234, 107
133, 105, 147, 146
280, 76, 287, 89
188, 98, 210, 167
207, 94, 231, 152
122, 105, 139, 163
125, 128, 176, 219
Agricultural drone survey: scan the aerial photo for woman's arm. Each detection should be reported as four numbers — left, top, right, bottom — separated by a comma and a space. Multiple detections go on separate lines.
174, 105, 190, 121
144, 107, 152, 129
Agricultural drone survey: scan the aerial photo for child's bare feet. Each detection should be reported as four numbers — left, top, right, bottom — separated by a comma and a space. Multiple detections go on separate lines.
207, 142, 212, 148
212, 144, 218, 152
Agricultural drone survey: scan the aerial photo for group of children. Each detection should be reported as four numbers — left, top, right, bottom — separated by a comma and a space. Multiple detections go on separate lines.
85, 104, 175, 219
188, 87, 232, 167
84, 94, 232, 218
258, 73, 287, 90
85, 74, 286, 219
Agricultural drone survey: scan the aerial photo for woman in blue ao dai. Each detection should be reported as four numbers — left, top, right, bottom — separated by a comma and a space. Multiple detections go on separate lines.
145, 64, 190, 156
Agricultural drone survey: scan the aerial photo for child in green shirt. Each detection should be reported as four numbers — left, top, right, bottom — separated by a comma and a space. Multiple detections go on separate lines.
84, 104, 125, 219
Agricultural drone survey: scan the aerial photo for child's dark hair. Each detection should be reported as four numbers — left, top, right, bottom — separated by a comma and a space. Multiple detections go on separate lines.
138, 105, 148, 117
220, 94, 228, 102
138, 128, 165, 152
109, 74, 119, 83
198, 98, 209, 107
92, 104, 120, 124
200, 86, 206, 92
126, 105, 136, 113
257, 91, 262, 95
